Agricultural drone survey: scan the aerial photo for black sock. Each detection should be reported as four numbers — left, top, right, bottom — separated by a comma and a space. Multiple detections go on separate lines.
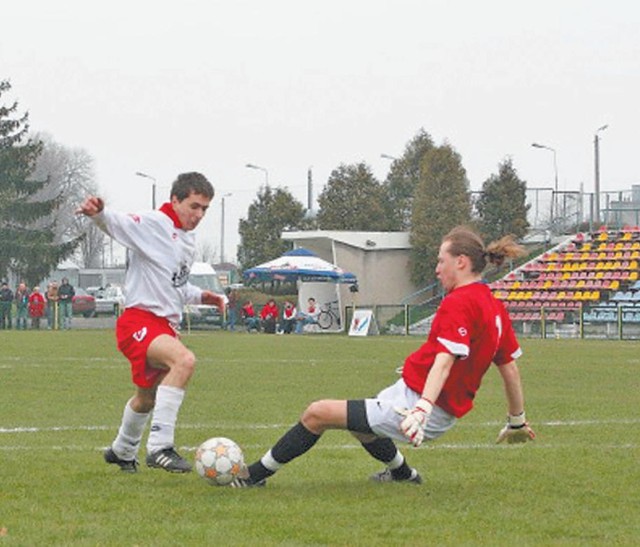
361, 437, 412, 480
248, 422, 321, 483
361, 437, 398, 462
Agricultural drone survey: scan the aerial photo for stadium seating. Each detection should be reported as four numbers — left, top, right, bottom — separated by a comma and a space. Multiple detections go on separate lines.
491, 226, 640, 323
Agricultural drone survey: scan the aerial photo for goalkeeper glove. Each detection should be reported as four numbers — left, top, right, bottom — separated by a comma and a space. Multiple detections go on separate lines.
496, 411, 536, 444
396, 397, 433, 447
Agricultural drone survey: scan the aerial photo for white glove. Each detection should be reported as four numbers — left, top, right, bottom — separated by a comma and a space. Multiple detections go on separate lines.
396, 397, 433, 447
496, 411, 536, 444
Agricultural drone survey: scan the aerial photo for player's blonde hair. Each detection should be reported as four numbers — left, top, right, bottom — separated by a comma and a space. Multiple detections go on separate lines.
443, 226, 525, 274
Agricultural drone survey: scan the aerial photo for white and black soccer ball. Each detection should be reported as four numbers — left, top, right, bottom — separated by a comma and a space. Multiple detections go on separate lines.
195, 437, 244, 486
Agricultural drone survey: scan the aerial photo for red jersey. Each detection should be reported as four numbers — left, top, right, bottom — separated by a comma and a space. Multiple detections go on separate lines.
28, 292, 46, 317
402, 282, 521, 418
260, 302, 278, 320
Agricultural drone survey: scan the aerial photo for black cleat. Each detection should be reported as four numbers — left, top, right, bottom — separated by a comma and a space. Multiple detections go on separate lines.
370, 467, 422, 484
229, 476, 267, 488
104, 447, 138, 473
146, 447, 192, 473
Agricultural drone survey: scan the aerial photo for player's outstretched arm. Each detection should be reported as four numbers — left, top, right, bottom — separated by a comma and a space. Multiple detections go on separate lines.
496, 361, 535, 444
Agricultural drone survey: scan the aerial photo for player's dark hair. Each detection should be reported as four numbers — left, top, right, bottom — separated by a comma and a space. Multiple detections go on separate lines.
171, 172, 215, 201
443, 226, 525, 273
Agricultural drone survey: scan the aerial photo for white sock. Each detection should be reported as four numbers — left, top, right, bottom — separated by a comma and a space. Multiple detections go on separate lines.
387, 451, 405, 470
261, 450, 284, 472
112, 399, 150, 460
147, 385, 185, 453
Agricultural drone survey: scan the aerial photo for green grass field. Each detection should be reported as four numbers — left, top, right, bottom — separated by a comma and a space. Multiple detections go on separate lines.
1, 330, 639, 546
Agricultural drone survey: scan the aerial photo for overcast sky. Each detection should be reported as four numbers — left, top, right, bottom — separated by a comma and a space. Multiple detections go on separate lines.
2, 0, 639, 264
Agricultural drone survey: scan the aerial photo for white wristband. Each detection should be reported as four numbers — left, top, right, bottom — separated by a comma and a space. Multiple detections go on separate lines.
507, 411, 526, 427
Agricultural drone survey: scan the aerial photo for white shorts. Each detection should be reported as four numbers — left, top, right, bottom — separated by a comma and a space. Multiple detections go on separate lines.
364, 379, 456, 443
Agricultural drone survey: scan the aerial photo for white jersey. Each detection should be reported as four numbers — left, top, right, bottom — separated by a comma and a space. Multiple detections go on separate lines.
92, 204, 202, 325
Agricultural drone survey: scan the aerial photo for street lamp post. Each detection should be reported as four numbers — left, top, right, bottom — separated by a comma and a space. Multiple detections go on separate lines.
531, 143, 559, 226
135, 171, 157, 209
594, 124, 608, 224
220, 193, 232, 264
245, 163, 269, 187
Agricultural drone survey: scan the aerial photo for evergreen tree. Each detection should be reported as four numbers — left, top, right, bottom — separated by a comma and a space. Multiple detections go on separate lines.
476, 158, 530, 242
410, 143, 472, 285
0, 80, 80, 286
316, 162, 392, 231
384, 129, 435, 230
237, 186, 307, 269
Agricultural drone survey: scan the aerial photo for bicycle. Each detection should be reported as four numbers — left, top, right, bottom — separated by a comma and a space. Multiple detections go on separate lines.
317, 300, 341, 330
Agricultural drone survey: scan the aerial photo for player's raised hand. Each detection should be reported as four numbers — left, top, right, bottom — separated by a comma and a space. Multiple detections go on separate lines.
76, 196, 104, 216
496, 411, 536, 444
395, 397, 433, 447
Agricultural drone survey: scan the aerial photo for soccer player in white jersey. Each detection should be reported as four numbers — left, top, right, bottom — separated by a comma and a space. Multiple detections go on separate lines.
77, 172, 224, 473
233, 226, 535, 487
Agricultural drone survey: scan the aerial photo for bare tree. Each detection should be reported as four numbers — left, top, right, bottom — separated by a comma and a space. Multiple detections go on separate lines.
30, 133, 104, 267
196, 240, 217, 264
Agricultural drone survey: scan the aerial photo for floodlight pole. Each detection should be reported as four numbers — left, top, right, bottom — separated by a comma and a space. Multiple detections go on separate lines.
220, 193, 232, 263
594, 124, 608, 223
135, 171, 157, 209
531, 143, 559, 226
245, 163, 269, 188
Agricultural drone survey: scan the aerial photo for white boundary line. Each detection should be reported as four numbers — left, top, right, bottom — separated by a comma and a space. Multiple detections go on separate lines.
1, 418, 639, 435
1, 421, 638, 452
0, 442, 637, 452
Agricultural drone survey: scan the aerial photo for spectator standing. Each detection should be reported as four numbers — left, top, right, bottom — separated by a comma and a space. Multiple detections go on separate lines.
295, 297, 320, 334
28, 286, 46, 329
46, 281, 59, 329
280, 300, 296, 334
260, 298, 279, 334
58, 277, 75, 330
0, 281, 13, 329
14, 282, 30, 330
241, 300, 260, 332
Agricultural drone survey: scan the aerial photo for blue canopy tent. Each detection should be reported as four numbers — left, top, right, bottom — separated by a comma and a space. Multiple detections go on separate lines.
242, 249, 357, 332
242, 248, 357, 284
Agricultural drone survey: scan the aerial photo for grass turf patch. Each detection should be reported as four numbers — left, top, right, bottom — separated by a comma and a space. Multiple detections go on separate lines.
0, 331, 639, 545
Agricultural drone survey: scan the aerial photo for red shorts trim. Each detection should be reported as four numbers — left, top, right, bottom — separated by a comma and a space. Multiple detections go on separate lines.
116, 308, 178, 389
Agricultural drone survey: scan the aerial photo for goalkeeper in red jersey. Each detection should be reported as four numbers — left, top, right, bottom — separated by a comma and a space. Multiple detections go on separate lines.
233, 226, 535, 487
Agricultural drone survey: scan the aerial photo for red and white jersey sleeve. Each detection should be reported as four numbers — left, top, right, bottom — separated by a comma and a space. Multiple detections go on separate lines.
92, 207, 202, 325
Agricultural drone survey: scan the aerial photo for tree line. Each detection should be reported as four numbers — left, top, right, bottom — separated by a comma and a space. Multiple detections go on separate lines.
238, 129, 530, 285
0, 80, 105, 287
1, 79, 529, 288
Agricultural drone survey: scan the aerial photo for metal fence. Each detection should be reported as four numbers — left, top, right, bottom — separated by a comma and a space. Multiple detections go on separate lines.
344, 302, 640, 340
519, 187, 640, 236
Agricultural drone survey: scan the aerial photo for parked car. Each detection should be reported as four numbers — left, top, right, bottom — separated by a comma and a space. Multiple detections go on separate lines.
181, 262, 225, 328
95, 285, 125, 316
72, 288, 96, 317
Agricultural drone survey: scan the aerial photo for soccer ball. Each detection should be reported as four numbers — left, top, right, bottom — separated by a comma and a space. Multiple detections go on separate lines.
194, 437, 244, 486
